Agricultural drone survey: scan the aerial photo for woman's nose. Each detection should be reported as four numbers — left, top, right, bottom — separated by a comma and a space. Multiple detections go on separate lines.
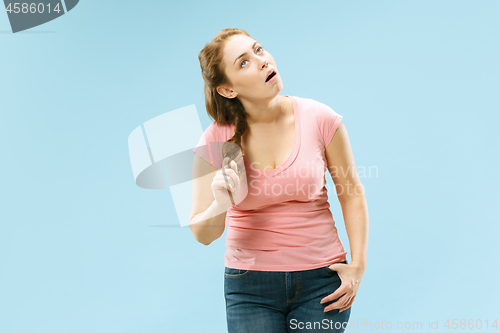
261, 60, 268, 69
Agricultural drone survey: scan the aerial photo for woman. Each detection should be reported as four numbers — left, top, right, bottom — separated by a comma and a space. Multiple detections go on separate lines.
189, 28, 369, 333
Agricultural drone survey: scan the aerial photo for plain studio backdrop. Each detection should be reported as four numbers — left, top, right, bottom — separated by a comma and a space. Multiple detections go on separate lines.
1, 1, 498, 332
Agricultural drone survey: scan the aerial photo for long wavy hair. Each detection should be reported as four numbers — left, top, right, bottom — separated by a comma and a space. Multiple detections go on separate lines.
198, 28, 251, 165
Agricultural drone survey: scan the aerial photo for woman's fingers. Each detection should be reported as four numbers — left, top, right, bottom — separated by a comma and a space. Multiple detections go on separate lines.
220, 163, 240, 188
217, 169, 239, 191
319, 263, 363, 313
218, 172, 235, 190
222, 180, 235, 192
214, 179, 235, 192
320, 284, 348, 305
324, 293, 352, 312
339, 295, 355, 313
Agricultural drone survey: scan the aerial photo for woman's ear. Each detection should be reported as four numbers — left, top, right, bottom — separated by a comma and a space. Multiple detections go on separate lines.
216, 85, 237, 99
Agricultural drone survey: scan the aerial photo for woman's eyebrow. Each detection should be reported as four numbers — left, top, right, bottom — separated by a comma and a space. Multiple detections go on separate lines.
233, 41, 258, 65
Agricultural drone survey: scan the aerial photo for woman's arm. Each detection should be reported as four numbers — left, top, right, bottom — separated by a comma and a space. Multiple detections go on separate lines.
189, 154, 228, 245
324, 122, 369, 269
320, 121, 369, 313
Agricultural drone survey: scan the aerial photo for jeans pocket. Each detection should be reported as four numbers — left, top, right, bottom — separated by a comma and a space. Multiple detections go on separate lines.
324, 260, 348, 274
224, 267, 250, 278
324, 266, 337, 274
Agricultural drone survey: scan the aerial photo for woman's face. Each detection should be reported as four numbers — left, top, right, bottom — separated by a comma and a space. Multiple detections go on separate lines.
218, 34, 283, 101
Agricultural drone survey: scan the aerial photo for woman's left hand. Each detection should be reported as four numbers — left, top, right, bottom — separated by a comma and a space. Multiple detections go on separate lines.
320, 262, 365, 313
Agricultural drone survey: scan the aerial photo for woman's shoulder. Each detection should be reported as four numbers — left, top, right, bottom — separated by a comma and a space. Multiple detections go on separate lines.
288, 95, 337, 117
287, 95, 323, 108
290, 95, 338, 114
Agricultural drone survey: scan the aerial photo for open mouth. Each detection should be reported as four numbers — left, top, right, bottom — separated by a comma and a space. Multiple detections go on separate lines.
265, 71, 276, 82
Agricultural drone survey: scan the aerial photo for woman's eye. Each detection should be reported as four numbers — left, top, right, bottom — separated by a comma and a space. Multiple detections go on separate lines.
240, 47, 264, 67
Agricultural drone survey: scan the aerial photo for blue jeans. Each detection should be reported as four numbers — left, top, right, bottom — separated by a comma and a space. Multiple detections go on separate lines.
224, 261, 351, 332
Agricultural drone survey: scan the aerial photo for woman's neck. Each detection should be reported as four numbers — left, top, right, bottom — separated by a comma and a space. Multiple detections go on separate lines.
240, 95, 285, 126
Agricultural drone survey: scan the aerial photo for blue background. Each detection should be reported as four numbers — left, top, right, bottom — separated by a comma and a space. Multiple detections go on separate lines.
1, 0, 499, 332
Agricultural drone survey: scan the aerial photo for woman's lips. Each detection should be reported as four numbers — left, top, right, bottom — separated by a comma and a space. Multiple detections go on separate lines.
266, 72, 278, 83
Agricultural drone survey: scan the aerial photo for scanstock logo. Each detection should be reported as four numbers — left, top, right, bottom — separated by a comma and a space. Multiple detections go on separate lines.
3, 0, 79, 33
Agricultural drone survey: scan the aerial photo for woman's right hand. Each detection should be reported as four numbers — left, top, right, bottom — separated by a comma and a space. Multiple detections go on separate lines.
211, 159, 241, 209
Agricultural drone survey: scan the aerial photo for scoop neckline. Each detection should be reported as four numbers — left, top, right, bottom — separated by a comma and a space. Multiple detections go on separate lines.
241, 95, 301, 177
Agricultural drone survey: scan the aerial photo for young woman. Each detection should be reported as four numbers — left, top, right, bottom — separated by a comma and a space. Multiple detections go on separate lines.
189, 28, 369, 333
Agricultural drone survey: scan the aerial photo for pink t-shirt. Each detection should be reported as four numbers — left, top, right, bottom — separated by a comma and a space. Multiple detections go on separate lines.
192, 95, 347, 271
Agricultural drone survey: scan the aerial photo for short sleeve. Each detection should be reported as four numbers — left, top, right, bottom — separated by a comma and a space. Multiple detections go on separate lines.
191, 122, 226, 170
314, 100, 343, 148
